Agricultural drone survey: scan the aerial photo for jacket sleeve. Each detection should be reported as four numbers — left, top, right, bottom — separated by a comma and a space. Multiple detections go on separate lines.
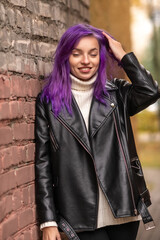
35, 94, 58, 224
115, 52, 160, 116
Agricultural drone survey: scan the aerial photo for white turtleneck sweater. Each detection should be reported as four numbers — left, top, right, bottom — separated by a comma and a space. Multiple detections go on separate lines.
40, 73, 141, 231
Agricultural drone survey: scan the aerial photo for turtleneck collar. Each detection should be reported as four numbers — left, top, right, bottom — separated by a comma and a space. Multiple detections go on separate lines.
70, 73, 97, 91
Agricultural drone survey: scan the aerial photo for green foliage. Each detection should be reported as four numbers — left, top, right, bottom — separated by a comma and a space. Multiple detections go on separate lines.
137, 110, 159, 132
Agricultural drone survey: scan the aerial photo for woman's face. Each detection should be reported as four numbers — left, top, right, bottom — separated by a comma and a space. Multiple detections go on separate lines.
69, 36, 100, 81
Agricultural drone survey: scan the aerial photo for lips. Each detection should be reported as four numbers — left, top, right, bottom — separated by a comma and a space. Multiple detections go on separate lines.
78, 67, 92, 73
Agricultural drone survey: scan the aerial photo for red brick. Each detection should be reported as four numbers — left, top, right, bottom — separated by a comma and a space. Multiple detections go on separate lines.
27, 123, 34, 139
0, 195, 13, 222
0, 147, 12, 169
1, 214, 18, 240
26, 143, 35, 162
0, 75, 10, 99
0, 126, 13, 145
9, 101, 25, 119
0, 157, 3, 173
0, 199, 5, 222
32, 206, 36, 222
12, 189, 22, 210
0, 227, 2, 240
12, 123, 34, 140
27, 79, 41, 97
12, 145, 26, 165
31, 225, 40, 240
22, 186, 29, 205
29, 184, 35, 204
24, 231, 32, 240
24, 102, 35, 116
19, 208, 33, 229
0, 101, 25, 120
18, 101, 25, 116
15, 164, 35, 186
12, 122, 27, 140
0, 146, 26, 169
11, 76, 26, 97
0, 102, 10, 120
0, 170, 17, 195
14, 234, 24, 240
9, 101, 19, 119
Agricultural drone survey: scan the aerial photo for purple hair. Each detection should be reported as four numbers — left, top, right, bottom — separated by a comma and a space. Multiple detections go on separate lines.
41, 23, 120, 116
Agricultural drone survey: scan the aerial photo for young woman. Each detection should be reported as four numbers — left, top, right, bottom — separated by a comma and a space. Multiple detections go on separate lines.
35, 24, 160, 240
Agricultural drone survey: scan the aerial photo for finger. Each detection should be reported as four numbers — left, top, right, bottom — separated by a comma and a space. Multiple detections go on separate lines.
57, 234, 61, 240
102, 31, 111, 39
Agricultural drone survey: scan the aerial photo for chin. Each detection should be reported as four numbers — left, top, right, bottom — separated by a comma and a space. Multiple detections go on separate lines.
79, 73, 96, 81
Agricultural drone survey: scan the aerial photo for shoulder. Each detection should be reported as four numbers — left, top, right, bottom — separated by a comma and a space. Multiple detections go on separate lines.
105, 78, 131, 91
36, 91, 43, 106
36, 91, 49, 106
35, 91, 48, 112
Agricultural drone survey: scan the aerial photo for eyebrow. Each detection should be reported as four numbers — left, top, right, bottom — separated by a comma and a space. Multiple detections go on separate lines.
72, 48, 98, 52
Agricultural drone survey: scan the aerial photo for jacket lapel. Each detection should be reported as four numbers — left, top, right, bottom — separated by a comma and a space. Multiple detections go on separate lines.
50, 80, 118, 154
89, 81, 118, 137
53, 95, 92, 154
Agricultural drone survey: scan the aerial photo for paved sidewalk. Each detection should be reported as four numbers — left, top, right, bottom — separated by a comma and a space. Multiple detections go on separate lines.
137, 168, 160, 240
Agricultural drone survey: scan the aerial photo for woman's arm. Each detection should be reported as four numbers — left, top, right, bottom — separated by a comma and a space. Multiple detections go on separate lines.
120, 52, 160, 115
103, 32, 160, 115
35, 95, 61, 240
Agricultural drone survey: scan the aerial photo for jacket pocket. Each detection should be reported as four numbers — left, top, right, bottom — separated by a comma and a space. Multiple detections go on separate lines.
49, 130, 59, 152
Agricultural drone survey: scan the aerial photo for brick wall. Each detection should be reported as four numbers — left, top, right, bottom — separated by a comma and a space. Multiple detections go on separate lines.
0, 1, 89, 239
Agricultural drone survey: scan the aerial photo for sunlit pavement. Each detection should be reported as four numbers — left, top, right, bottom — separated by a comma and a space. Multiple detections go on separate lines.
137, 168, 160, 240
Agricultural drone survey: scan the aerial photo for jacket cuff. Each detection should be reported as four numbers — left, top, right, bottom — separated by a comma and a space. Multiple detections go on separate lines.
40, 221, 58, 231
120, 52, 135, 64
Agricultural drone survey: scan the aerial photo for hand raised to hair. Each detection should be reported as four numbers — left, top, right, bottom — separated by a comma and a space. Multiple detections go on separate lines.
42, 226, 61, 240
102, 32, 127, 61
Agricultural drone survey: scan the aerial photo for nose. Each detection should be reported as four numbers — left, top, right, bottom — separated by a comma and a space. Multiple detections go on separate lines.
81, 54, 90, 64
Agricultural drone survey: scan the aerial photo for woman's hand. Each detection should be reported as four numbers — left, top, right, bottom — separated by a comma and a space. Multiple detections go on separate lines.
42, 226, 61, 240
102, 31, 127, 61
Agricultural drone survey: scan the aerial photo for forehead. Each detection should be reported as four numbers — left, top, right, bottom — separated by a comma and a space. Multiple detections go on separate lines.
74, 36, 99, 50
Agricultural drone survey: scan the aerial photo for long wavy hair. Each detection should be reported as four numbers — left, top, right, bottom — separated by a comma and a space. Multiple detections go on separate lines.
41, 23, 120, 116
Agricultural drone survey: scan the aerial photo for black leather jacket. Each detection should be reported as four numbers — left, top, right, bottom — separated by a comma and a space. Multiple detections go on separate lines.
35, 53, 160, 234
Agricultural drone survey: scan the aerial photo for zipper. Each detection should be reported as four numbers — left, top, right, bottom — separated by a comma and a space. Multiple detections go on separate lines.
57, 116, 99, 228
112, 111, 138, 216
49, 130, 59, 152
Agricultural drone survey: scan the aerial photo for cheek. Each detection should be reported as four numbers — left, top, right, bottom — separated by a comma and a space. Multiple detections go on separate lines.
94, 57, 100, 68
69, 57, 73, 68
69, 58, 77, 69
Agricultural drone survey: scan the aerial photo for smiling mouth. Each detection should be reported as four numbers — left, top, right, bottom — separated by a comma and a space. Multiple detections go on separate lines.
78, 67, 92, 73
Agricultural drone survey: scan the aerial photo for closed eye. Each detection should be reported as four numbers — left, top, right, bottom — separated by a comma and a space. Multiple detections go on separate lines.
72, 53, 80, 57
90, 54, 98, 57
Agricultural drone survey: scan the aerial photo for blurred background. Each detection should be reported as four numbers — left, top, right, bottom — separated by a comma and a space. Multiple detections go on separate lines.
0, 0, 159, 239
